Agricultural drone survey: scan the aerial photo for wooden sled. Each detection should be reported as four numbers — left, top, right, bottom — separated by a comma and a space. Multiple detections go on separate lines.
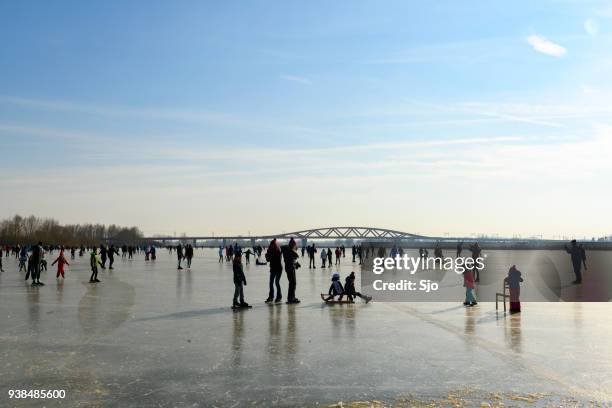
321, 293, 354, 304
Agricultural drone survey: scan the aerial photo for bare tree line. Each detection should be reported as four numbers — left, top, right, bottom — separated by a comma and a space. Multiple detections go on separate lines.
0, 215, 143, 246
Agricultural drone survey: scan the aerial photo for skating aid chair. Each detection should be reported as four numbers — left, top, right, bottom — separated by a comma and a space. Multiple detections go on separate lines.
496, 281, 510, 312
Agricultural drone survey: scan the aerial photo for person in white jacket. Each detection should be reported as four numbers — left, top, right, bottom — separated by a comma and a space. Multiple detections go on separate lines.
320, 247, 327, 268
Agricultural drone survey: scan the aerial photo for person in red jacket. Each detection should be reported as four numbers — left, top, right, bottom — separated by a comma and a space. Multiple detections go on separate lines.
52, 248, 70, 279
463, 269, 477, 306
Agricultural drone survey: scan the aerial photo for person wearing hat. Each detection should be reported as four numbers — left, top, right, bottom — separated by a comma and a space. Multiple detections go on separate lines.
324, 272, 344, 302
52, 248, 70, 279
232, 253, 251, 308
344, 272, 372, 303
504, 265, 523, 313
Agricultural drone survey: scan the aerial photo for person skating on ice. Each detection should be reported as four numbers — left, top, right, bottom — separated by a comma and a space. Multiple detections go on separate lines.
99, 244, 108, 269
185, 244, 194, 268
108, 244, 119, 269
320, 246, 327, 268
176, 243, 184, 270
89, 247, 103, 283
565, 240, 587, 284
52, 248, 70, 279
232, 253, 251, 309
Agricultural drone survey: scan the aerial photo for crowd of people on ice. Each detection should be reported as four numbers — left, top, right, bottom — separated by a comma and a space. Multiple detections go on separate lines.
0, 239, 588, 314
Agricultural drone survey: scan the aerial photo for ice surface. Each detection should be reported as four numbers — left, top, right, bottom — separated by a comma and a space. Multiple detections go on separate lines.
0, 249, 610, 407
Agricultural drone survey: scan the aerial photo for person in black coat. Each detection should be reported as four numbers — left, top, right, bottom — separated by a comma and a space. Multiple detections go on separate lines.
265, 239, 283, 303
565, 240, 587, 284
282, 238, 301, 304
176, 244, 184, 270
108, 244, 120, 269
344, 272, 372, 303
185, 244, 194, 268
232, 253, 250, 308
99, 244, 108, 269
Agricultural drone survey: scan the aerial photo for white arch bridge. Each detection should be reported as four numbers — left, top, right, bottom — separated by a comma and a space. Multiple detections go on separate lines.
140, 227, 428, 245
113, 227, 612, 250
111, 226, 611, 249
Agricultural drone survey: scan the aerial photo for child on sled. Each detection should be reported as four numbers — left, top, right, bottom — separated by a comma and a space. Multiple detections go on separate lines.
324, 272, 344, 301
324, 272, 373, 303
344, 271, 372, 303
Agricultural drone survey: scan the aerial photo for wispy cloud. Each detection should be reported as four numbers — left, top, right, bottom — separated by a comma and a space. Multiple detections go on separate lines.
0, 95, 238, 126
280, 74, 311, 84
526, 35, 567, 57
0, 123, 101, 142
584, 19, 600, 36
0, 95, 340, 143
365, 37, 518, 65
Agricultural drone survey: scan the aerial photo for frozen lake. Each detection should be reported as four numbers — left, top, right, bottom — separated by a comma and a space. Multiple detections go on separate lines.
0, 249, 610, 407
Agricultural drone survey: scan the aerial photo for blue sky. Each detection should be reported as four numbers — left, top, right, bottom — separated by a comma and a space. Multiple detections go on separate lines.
1, 1, 611, 237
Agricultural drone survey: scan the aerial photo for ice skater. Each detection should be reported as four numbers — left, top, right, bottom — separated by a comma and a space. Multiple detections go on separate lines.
565, 240, 587, 284
98, 245, 107, 269
232, 253, 251, 309
244, 248, 252, 264
108, 244, 119, 269
52, 249, 70, 279
30, 242, 44, 286
176, 243, 184, 270
185, 244, 194, 268
18, 246, 28, 272
308, 244, 317, 268
320, 247, 327, 268
89, 248, 103, 283
463, 268, 477, 306
456, 241, 464, 257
